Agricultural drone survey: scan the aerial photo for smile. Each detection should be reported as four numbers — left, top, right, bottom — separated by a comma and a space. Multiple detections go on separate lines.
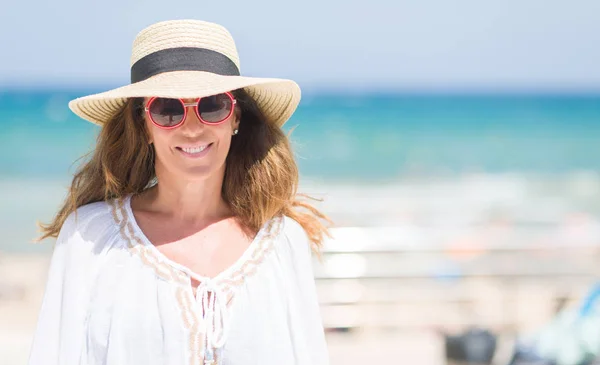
182, 145, 209, 153
176, 143, 213, 158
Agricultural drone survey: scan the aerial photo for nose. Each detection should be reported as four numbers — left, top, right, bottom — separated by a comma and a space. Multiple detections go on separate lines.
179, 101, 205, 135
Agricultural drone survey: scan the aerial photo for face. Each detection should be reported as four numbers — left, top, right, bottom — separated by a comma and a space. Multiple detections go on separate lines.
144, 94, 241, 182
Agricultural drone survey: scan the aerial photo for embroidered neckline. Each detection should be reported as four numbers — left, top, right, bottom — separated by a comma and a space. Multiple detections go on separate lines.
108, 195, 282, 365
123, 194, 276, 284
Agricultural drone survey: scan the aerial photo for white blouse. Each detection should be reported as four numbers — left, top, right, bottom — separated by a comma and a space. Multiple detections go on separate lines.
28, 195, 329, 365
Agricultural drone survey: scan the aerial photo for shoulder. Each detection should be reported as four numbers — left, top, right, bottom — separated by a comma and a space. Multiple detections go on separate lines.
280, 215, 309, 243
41, 200, 120, 302
57, 198, 118, 248
276, 215, 312, 261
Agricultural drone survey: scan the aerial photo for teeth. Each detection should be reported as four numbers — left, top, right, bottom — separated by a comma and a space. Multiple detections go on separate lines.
181, 145, 208, 154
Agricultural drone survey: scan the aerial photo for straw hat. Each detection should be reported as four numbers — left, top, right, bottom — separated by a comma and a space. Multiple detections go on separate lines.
68, 19, 301, 127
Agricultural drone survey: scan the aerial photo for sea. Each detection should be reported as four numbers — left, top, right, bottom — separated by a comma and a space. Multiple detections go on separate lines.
1, 89, 600, 253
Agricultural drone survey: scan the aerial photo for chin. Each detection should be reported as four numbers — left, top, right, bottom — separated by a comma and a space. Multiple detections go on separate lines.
181, 160, 230, 181
181, 166, 216, 181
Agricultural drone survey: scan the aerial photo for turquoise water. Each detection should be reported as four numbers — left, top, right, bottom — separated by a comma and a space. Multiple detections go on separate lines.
1, 90, 600, 181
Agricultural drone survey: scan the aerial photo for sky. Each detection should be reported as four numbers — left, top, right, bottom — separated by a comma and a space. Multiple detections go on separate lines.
1, 0, 600, 92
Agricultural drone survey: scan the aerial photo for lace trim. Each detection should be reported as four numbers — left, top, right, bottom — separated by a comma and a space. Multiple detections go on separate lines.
108, 196, 282, 365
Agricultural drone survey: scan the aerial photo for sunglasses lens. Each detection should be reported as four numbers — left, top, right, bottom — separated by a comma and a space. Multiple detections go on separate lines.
148, 98, 185, 127
198, 93, 233, 123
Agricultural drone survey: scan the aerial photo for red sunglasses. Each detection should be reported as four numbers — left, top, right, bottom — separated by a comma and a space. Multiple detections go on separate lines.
144, 92, 237, 129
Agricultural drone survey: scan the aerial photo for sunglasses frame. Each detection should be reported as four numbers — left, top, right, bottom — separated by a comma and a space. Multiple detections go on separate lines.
144, 92, 237, 129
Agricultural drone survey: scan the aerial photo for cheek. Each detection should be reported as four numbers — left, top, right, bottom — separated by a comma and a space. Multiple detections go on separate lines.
145, 118, 156, 143
216, 123, 235, 146
214, 128, 233, 155
147, 124, 173, 153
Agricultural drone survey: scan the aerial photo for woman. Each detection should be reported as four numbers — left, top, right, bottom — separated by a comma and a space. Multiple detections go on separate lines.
29, 19, 331, 365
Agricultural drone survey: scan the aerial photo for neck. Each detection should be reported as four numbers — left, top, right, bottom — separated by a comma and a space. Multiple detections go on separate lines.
144, 164, 232, 226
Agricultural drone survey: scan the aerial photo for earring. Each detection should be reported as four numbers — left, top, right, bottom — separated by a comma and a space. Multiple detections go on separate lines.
233, 129, 239, 135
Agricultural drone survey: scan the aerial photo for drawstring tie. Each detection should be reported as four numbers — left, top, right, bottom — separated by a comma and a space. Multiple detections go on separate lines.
195, 279, 229, 365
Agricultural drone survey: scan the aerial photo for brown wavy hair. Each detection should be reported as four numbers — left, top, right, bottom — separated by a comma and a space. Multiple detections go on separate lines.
36, 89, 331, 253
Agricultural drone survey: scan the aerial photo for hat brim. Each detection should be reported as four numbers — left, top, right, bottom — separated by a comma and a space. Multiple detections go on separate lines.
68, 71, 301, 127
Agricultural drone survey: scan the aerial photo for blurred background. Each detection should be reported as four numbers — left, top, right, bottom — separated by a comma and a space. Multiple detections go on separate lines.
1, 1, 600, 364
